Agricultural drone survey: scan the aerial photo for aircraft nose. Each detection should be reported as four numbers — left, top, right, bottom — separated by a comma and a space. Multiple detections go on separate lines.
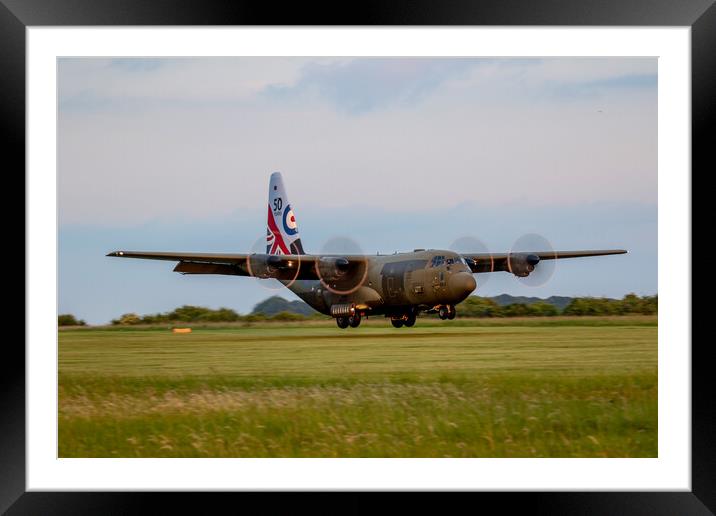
449, 272, 477, 299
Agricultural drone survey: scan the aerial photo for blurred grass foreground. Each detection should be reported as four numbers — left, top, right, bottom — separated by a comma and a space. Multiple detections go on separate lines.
59, 316, 657, 458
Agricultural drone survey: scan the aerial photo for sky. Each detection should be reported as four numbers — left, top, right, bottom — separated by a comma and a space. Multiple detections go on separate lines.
58, 57, 657, 324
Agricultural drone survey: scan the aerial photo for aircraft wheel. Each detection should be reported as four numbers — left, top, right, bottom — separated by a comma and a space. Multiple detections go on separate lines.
438, 306, 449, 320
404, 314, 416, 327
391, 318, 404, 328
447, 305, 456, 320
349, 314, 362, 328
336, 316, 349, 329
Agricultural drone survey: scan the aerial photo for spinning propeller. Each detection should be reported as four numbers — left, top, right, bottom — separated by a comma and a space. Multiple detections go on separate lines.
450, 233, 558, 288
508, 233, 556, 287
449, 235, 493, 290
246, 235, 302, 291
315, 236, 368, 295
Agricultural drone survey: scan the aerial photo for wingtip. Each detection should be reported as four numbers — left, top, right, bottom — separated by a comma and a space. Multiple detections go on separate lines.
107, 251, 124, 257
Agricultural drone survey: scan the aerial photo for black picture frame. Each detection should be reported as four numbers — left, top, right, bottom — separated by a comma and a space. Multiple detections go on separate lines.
5, 1, 709, 513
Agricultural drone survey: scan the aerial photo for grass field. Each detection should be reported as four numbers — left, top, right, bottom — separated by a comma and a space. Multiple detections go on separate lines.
58, 316, 657, 458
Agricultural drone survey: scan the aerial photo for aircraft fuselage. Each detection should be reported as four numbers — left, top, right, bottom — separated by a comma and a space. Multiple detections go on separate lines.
286, 249, 476, 318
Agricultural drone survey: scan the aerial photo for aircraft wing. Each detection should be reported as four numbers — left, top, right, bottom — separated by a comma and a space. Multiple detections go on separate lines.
108, 248, 627, 280
107, 251, 253, 276
461, 249, 627, 273
106, 250, 366, 281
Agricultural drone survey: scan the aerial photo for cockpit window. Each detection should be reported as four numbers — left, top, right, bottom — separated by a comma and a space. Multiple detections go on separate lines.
430, 255, 445, 267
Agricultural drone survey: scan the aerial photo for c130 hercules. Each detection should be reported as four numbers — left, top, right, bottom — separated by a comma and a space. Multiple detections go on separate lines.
108, 172, 627, 329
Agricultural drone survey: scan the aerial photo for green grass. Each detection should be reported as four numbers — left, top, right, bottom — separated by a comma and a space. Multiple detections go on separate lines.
58, 316, 657, 458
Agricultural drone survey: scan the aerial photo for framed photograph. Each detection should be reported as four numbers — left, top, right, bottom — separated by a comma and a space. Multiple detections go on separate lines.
8, 0, 709, 512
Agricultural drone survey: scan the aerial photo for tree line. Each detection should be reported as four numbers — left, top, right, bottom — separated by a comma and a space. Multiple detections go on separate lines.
58, 293, 657, 327
108, 305, 317, 326
58, 314, 87, 326
458, 293, 657, 318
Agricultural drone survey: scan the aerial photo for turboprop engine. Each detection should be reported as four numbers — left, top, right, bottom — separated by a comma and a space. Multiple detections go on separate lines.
316, 256, 368, 295
316, 256, 351, 281
248, 254, 300, 280
507, 253, 541, 277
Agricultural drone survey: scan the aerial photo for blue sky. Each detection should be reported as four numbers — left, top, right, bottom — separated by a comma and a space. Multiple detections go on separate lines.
58, 57, 657, 324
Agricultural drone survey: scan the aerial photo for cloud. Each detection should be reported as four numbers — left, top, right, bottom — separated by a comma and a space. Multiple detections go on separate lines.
537, 73, 657, 100
107, 58, 166, 73
523, 58, 656, 84
261, 58, 656, 115
58, 57, 656, 114
263, 58, 480, 114
433, 58, 657, 106
58, 57, 317, 110
57, 57, 657, 226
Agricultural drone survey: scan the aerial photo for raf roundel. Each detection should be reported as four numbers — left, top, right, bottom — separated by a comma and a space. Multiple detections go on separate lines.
282, 205, 298, 235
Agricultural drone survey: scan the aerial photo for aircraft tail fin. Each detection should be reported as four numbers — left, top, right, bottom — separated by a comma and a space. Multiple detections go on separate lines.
266, 172, 305, 255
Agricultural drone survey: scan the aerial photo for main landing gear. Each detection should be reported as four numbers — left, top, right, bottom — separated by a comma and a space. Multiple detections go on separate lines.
390, 310, 417, 329
339, 306, 455, 329
438, 305, 456, 320
336, 313, 362, 329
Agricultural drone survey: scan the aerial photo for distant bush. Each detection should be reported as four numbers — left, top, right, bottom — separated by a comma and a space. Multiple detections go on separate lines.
167, 305, 240, 322
111, 313, 141, 325
458, 294, 657, 318
109, 294, 657, 325
269, 311, 306, 322
457, 297, 559, 318
199, 307, 242, 322
458, 297, 502, 317
563, 294, 657, 316
108, 302, 326, 325
58, 314, 86, 326
111, 305, 241, 325
527, 302, 560, 317
242, 314, 264, 323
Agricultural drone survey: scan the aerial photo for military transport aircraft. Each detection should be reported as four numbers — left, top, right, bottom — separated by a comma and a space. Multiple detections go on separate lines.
108, 172, 626, 328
